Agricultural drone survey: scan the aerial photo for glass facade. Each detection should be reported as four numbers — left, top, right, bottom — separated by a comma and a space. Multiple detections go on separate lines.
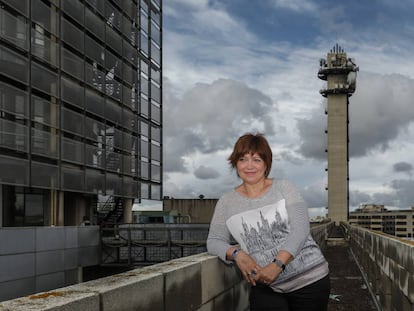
0, 0, 162, 225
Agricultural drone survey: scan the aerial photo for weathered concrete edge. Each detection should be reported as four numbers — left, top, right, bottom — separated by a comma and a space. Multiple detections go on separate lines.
0, 253, 246, 311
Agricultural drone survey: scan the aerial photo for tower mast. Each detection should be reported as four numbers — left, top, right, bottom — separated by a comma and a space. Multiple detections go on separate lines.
318, 44, 358, 225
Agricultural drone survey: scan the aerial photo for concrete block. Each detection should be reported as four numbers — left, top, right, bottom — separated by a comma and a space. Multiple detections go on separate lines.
0, 277, 36, 302
213, 288, 234, 311
78, 245, 100, 266
396, 243, 412, 271
79, 268, 164, 311
64, 227, 78, 249
397, 265, 409, 299
36, 272, 65, 293
0, 253, 35, 282
163, 259, 202, 311
78, 226, 100, 247
36, 227, 65, 251
200, 255, 226, 304
408, 271, 414, 304
0, 287, 99, 311
36, 250, 64, 275
63, 248, 78, 270
233, 282, 250, 311
0, 228, 35, 255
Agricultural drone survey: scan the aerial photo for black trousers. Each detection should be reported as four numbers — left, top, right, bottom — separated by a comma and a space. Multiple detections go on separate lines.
249, 274, 330, 311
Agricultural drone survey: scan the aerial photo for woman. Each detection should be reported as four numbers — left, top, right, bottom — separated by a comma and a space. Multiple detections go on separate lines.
207, 133, 330, 311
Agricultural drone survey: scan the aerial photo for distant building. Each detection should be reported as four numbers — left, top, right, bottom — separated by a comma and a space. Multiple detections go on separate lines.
349, 204, 414, 238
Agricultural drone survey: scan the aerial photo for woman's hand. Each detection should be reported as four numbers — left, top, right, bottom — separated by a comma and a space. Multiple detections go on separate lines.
252, 262, 282, 285
233, 251, 261, 285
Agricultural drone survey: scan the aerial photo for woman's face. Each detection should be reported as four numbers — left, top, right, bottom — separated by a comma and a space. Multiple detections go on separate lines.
236, 152, 267, 184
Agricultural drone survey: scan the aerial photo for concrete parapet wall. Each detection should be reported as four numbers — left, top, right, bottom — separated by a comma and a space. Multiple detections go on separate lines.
0, 253, 249, 311
345, 223, 414, 311
0, 223, 333, 310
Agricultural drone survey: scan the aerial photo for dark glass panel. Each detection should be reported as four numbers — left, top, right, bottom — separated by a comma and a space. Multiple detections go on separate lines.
0, 155, 28, 185
85, 35, 104, 66
85, 62, 104, 92
62, 165, 84, 191
140, 181, 149, 199
140, 160, 149, 180
0, 81, 28, 118
31, 62, 58, 96
61, 76, 84, 108
85, 88, 104, 116
0, 119, 28, 152
32, 27, 58, 66
151, 82, 160, 103
105, 26, 122, 55
61, 0, 84, 25
151, 163, 160, 181
62, 108, 83, 135
62, 137, 84, 164
85, 168, 105, 194
105, 99, 121, 124
151, 143, 160, 162
84, 116, 105, 142
31, 161, 59, 188
61, 47, 84, 81
151, 184, 161, 200
151, 126, 160, 143
85, 142, 104, 168
0, 7, 28, 50
3, 0, 28, 16
140, 139, 149, 158
62, 17, 84, 51
105, 172, 122, 195
31, 128, 59, 158
140, 95, 148, 117
150, 102, 160, 124
31, 0, 58, 35
0, 45, 28, 83
85, 7, 104, 41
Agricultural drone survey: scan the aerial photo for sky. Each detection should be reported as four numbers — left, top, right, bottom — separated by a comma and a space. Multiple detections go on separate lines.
161, 0, 414, 216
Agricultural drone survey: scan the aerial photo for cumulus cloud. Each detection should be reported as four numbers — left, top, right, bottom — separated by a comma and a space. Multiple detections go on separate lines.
194, 165, 220, 179
297, 72, 414, 160
163, 79, 277, 173
393, 162, 413, 176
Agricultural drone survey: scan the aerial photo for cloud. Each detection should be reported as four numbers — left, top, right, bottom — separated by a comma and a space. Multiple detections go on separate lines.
297, 72, 414, 160
194, 165, 220, 179
393, 162, 413, 176
163, 79, 277, 173
271, 0, 318, 13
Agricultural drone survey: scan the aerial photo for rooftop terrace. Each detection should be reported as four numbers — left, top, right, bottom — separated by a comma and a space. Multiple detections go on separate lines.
0, 222, 412, 310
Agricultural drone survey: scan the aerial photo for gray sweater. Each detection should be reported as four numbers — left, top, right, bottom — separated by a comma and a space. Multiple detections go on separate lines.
207, 179, 329, 292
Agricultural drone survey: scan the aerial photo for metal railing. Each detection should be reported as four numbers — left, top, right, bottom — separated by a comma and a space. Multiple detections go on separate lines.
100, 224, 209, 266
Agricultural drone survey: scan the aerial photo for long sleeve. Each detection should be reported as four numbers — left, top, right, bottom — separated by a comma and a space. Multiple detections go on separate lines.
277, 179, 310, 257
206, 196, 233, 262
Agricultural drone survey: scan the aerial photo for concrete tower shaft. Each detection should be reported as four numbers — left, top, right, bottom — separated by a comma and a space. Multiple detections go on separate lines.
318, 44, 358, 225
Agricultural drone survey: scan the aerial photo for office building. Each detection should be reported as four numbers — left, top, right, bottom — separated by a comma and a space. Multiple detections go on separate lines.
349, 204, 414, 238
0, 0, 162, 227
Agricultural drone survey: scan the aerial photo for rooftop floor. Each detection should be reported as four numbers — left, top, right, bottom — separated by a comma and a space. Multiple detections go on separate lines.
326, 227, 377, 311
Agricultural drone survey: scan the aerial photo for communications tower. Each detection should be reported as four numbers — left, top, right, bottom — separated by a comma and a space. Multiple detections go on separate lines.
318, 44, 358, 224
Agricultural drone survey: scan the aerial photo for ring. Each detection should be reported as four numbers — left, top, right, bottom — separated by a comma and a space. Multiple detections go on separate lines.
248, 270, 256, 276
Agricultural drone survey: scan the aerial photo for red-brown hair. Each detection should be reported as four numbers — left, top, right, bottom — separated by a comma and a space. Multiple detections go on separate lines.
228, 133, 272, 177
